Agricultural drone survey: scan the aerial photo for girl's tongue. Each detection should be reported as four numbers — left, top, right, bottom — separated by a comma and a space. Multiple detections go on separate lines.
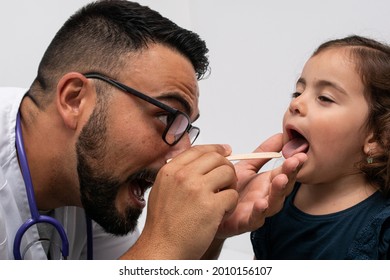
282, 138, 309, 158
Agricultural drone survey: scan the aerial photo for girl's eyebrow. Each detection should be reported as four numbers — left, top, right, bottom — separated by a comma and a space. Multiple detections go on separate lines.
297, 77, 347, 95
316, 80, 348, 95
296, 77, 306, 86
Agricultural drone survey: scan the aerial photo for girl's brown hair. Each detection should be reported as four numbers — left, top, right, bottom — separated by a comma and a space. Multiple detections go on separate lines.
314, 35, 390, 197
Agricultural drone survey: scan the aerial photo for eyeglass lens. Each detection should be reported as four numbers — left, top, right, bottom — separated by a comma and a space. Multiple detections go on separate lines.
188, 127, 200, 143
165, 113, 190, 144
165, 113, 199, 145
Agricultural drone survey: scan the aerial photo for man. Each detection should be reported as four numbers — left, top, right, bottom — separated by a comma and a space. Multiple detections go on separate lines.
0, 0, 306, 259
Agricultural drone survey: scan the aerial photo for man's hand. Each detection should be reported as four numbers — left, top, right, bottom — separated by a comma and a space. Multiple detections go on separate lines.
124, 144, 239, 259
215, 133, 307, 238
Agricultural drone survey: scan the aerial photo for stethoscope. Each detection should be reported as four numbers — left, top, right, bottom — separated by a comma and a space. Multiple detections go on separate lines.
13, 111, 93, 260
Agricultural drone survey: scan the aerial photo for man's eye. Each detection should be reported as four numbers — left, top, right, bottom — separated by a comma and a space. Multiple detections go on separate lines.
157, 114, 174, 125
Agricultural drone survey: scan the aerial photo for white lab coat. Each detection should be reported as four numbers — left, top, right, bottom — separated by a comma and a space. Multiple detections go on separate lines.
0, 87, 139, 259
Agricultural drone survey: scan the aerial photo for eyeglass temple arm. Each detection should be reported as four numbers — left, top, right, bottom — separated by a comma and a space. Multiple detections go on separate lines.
84, 72, 177, 113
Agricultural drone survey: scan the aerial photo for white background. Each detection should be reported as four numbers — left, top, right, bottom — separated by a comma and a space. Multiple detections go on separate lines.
1, 0, 389, 259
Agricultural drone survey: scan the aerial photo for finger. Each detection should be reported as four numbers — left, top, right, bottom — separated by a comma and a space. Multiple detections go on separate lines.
270, 152, 307, 181
266, 153, 307, 216
190, 152, 237, 177
262, 174, 289, 218
224, 197, 269, 235
166, 150, 236, 189
166, 144, 232, 165
215, 188, 239, 215
252, 133, 284, 153
270, 174, 289, 199
247, 199, 270, 229
161, 155, 237, 194
203, 164, 237, 193
234, 133, 284, 171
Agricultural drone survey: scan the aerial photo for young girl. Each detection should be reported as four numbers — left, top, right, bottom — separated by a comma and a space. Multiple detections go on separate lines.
251, 35, 390, 259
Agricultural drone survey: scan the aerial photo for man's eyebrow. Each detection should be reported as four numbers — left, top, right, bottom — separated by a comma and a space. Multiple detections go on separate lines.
156, 93, 194, 117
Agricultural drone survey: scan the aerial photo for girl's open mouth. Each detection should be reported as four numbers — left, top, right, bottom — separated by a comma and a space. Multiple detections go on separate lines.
282, 129, 309, 158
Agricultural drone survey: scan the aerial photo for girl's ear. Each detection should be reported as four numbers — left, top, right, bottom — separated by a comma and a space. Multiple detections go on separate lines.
363, 132, 383, 156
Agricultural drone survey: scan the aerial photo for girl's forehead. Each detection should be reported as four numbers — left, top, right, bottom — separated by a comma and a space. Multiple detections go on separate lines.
300, 48, 366, 98
304, 48, 359, 77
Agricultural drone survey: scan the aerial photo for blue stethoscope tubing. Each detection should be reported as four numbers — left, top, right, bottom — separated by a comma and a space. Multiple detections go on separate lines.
13, 110, 92, 259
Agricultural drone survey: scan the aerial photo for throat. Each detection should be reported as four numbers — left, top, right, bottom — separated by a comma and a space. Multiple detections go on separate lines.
293, 182, 377, 215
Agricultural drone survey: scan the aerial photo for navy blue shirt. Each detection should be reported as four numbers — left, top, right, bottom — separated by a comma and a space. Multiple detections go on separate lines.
251, 183, 390, 259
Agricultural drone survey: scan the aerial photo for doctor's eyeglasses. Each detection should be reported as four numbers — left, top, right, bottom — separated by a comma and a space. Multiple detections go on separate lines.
84, 72, 200, 146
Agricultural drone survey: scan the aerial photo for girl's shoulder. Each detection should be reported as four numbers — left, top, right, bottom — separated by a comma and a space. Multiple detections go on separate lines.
346, 198, 390, 259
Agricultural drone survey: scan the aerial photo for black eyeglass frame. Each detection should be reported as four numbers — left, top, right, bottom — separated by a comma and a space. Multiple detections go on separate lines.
84, 72, 200, 146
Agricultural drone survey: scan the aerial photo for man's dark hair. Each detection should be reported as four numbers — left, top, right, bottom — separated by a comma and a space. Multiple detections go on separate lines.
30, 0, 209, 107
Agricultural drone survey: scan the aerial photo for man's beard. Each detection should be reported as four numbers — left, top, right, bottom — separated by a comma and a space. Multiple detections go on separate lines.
75, 101, 142, 236
77, 155, 143, 236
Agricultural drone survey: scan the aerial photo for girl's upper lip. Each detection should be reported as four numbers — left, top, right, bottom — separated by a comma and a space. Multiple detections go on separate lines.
284, 123, 306, 141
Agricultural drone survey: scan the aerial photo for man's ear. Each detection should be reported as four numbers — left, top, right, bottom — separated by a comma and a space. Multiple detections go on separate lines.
363, 132, 383, 156
56, 72, 95, 130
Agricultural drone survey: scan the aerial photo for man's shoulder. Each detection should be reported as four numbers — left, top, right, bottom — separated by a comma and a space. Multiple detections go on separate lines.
0, 87, 27, 109
0, 87, 26, 169
0, 86, 27, 98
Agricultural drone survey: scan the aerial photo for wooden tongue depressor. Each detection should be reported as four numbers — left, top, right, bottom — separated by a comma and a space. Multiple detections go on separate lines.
167, 152, 281, 163
226, 152, 281, 161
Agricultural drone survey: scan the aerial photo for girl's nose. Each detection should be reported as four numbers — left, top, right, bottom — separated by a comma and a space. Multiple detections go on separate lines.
289, 94, 306, 116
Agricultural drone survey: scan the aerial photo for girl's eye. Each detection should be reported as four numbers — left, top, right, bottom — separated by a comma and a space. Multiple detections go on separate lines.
318, 95, 334, 103
291, 92, 301, 98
